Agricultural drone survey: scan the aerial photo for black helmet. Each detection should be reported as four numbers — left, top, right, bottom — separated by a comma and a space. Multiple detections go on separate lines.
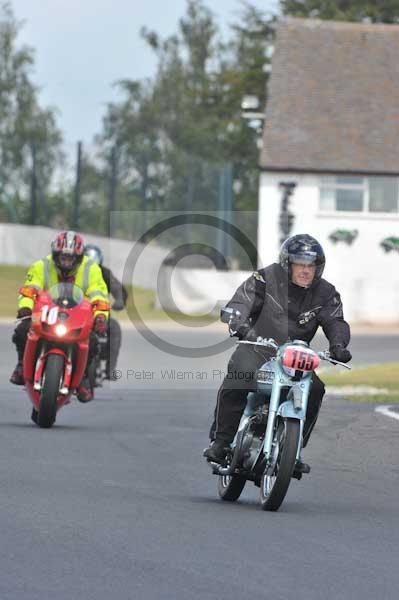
279, 234, 325, 280
84, 244, 103, 265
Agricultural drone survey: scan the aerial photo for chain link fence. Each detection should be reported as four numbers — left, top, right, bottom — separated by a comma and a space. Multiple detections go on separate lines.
0, 141, 259, 269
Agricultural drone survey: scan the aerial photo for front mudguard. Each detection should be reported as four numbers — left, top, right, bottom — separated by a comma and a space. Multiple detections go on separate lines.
276, 401, 305, 461
277, 400, 306, 421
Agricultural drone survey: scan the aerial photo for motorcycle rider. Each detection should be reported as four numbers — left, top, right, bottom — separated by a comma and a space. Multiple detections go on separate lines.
10, 231, 109, 402
204, 234, 352, 475
83, 244, 127, 379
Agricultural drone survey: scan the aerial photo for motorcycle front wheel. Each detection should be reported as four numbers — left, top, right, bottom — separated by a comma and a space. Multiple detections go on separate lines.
260, 418, 300, 511
38, 353, 64, 428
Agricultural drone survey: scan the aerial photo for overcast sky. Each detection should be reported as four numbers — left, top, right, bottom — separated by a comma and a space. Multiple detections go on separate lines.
11, 0, 279, 147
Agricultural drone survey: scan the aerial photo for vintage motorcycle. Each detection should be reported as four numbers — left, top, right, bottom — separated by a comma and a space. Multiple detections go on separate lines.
207, 307, 351, 512
20, 283, 108, 428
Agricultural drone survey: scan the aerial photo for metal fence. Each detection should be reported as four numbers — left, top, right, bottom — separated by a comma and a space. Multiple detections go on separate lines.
0, 141, 259, 269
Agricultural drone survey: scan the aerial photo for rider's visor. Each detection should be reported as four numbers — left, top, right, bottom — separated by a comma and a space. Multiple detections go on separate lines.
58, 254, 76, 269
289, 253, 317, 265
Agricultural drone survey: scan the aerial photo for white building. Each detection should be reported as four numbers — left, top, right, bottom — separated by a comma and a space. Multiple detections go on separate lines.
258, 18, 399, 324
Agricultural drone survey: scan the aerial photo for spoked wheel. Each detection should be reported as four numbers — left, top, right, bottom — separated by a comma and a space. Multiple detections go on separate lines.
218, 472, 247, 502
38, 354, 64, 428
260, 418, 300, 511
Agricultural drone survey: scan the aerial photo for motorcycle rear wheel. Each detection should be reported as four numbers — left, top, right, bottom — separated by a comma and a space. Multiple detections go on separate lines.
38, 353, 64, 428
87, 357, 99, 389
260, 418, 300, 511
217, 473, 247, 501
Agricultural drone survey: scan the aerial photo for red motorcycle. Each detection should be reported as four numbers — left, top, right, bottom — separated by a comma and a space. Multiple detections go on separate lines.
20, 283, 108, 428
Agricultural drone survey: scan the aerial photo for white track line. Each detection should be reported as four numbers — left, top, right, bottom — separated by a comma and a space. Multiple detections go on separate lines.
375, 405, 399, 422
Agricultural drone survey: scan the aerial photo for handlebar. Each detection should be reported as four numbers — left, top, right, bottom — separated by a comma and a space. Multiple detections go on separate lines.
237, 338, 351, 370
317, 350, 351, 370
238, 338, 279, 350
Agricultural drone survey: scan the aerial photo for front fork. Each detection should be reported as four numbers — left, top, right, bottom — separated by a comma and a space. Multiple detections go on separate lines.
262, 379, 311, 463
33, 347, 72, 396
262, 384, 283, 461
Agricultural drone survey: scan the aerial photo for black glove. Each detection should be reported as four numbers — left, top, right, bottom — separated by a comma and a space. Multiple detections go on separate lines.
242, 328, 258, 342
329, 344, 352, 363
17, 307, 32, 319
229, 318, 246, 338
112, 299, 125, 311
229, 319, 257, 341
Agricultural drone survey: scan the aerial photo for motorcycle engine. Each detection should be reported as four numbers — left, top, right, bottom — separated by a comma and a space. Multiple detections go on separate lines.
242, 433, 264, 471
241, 408, 268, 471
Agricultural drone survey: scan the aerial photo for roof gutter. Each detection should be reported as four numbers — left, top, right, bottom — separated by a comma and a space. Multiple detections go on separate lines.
259, 165, 399, 177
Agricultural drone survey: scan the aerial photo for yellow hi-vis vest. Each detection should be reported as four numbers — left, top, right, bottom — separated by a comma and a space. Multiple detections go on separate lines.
18, 255, 109, 318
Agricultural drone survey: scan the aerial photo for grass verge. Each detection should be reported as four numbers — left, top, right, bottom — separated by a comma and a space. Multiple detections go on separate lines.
0, 264, 215, 323
322, 362, 399, 403
0, 264, 28, 316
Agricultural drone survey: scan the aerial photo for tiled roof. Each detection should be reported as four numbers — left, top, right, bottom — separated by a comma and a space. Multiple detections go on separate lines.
260, 18, 399, 174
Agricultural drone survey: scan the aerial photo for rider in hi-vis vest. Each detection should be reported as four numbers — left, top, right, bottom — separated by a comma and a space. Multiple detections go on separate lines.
10, 231, 109, 403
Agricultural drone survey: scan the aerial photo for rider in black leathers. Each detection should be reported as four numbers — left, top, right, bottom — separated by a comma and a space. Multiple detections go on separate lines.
204, 234, 352, 475
84, 244, 127, 379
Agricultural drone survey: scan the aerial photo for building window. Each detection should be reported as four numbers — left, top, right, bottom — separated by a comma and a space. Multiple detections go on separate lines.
319, 176, 399, 213
320, 177, 365, 212
369, 178, 399, 212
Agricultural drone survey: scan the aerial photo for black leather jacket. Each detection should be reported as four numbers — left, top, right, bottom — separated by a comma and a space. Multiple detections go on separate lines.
100, 265, 128, 307
226, 263, 350, 348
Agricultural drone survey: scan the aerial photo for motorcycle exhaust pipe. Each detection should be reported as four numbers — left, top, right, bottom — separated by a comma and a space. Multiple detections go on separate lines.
209, 461, 236, 476
217, 464, 236, 476
210, 424, 249, 476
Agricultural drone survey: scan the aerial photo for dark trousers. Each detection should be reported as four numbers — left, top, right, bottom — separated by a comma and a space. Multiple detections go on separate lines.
210, 344, 325, 448
107, 317, 122, 373
12, 318, 32, 362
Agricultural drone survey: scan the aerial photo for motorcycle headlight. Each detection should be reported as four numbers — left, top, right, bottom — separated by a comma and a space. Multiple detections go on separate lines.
55, 324, 67, 337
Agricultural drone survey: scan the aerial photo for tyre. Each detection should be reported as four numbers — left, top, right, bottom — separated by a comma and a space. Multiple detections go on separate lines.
217, 473, 247, 501
87, 357, 98, 388
38, 353, 64, 428
260, 418, 300, 511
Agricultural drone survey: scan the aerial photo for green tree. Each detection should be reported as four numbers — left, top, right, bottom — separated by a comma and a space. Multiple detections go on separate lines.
99, 79, 167, 239
280, 0, 399, 22
223, 3, 275, 211
0, 2, 62, 223
98, 0, 276, 261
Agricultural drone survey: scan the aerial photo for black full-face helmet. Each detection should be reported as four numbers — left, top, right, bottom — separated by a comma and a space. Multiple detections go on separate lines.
279, 234, 326, 281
